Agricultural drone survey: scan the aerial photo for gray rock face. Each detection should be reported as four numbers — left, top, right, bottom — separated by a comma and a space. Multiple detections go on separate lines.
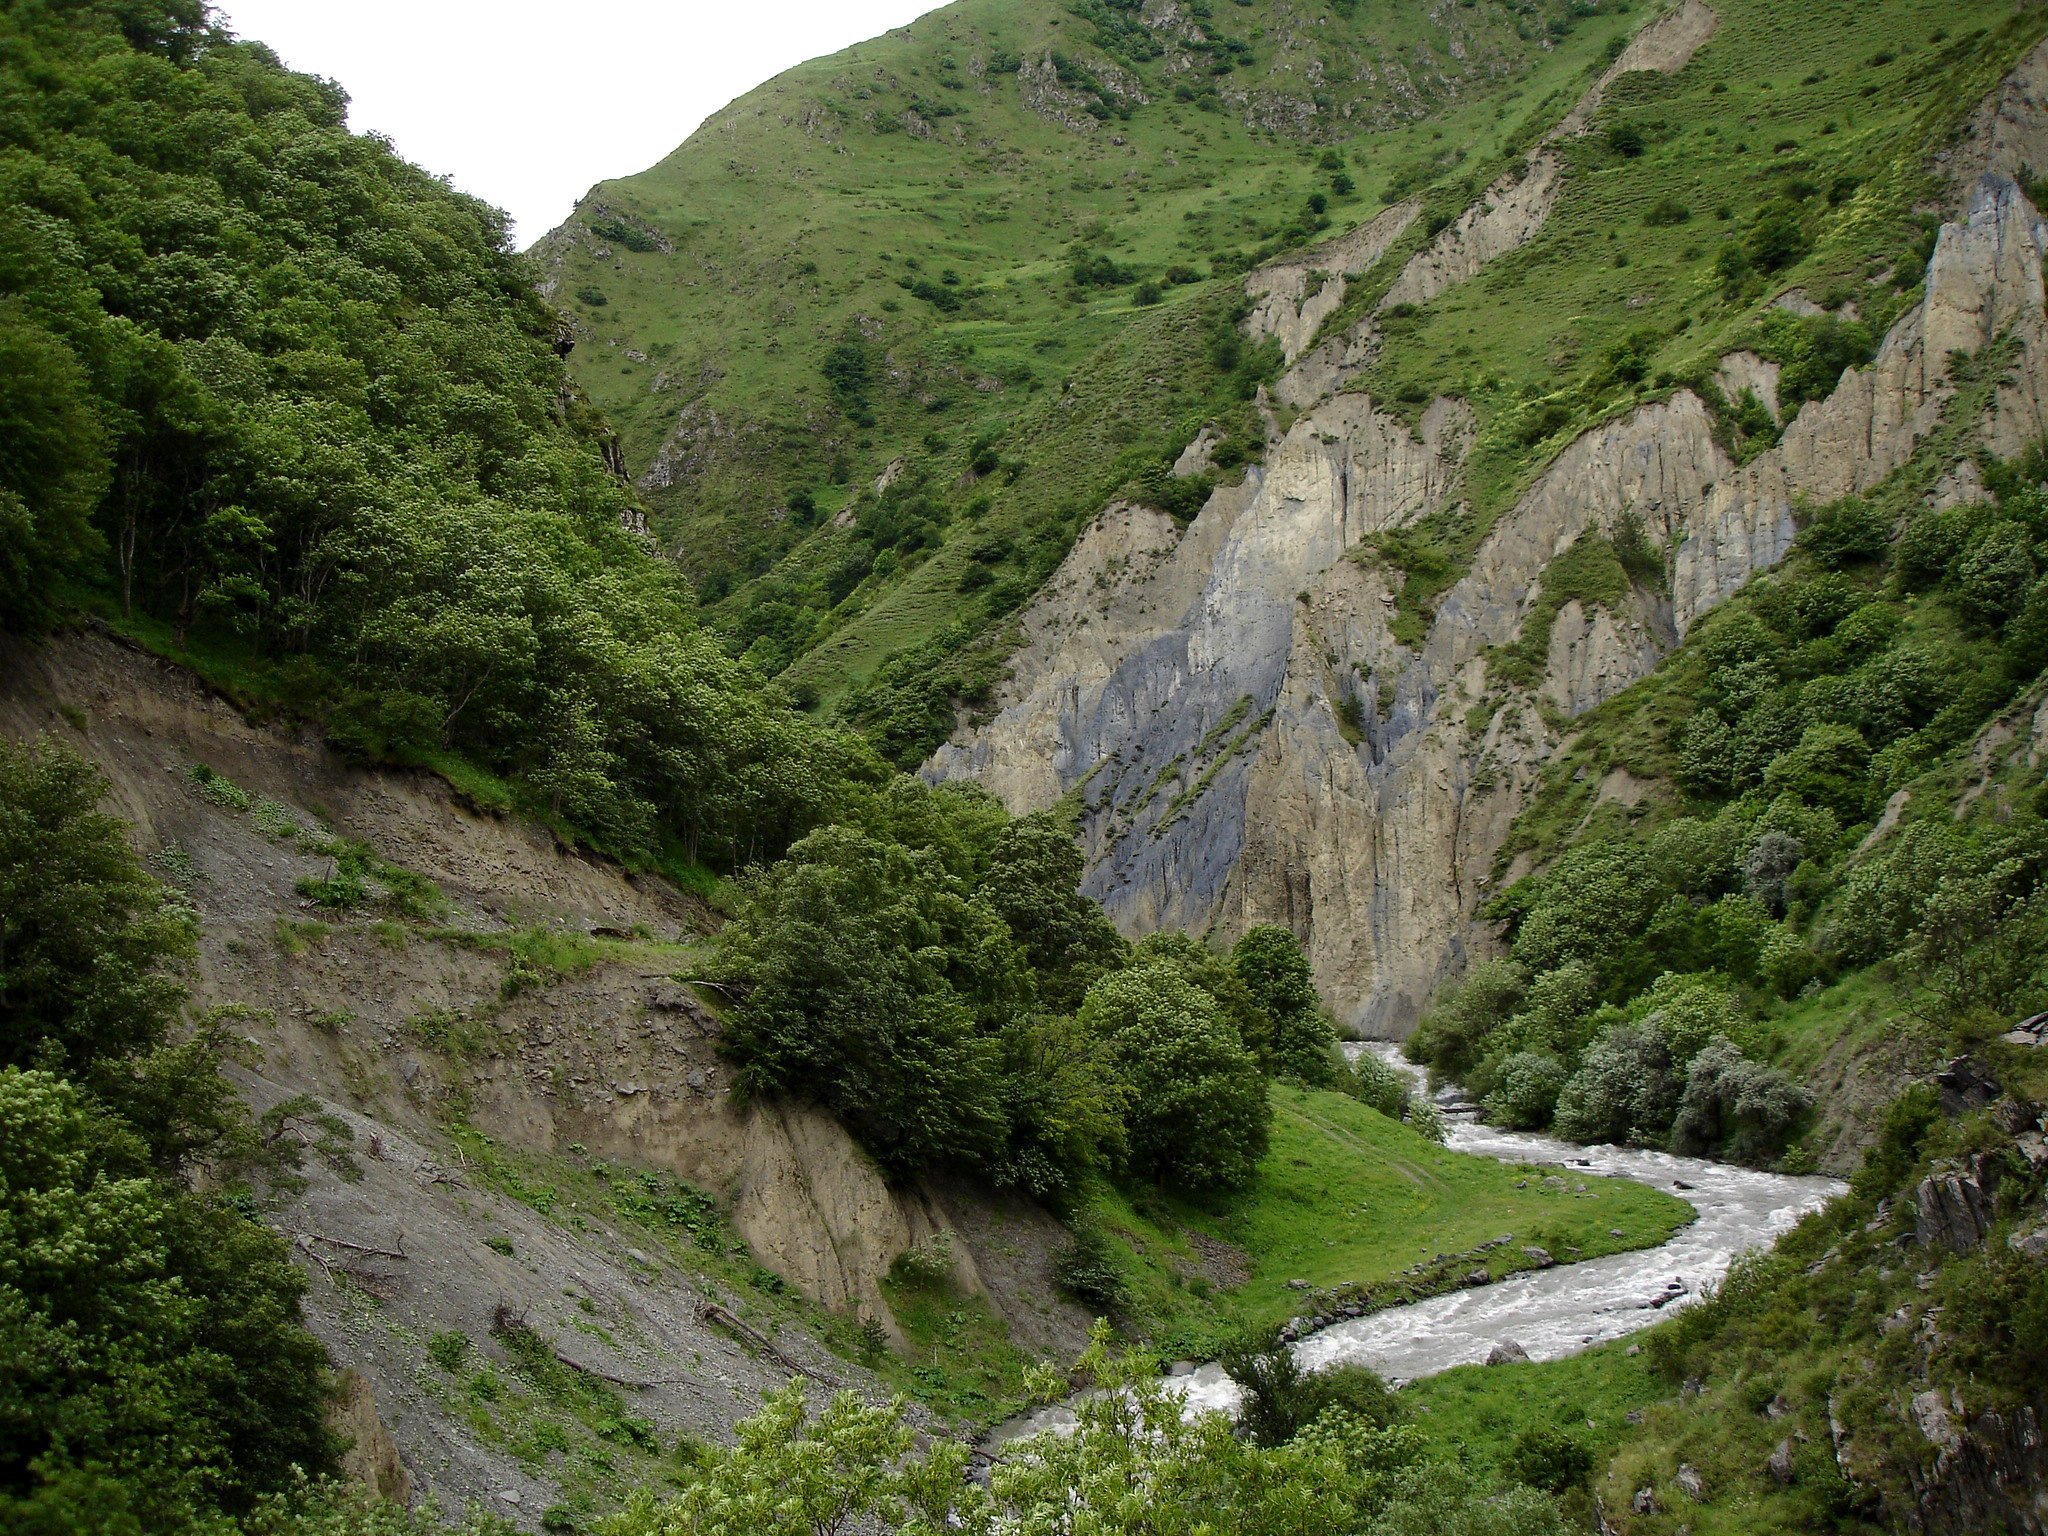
932, 108, 2048, 1035
1915, 1155, 2003, 1253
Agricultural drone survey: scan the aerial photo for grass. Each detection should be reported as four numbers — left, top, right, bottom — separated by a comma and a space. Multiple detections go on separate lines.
542, 0, 1637, 717
1403, 1338, 1670, 1490
1073, 1081, 1692, 1359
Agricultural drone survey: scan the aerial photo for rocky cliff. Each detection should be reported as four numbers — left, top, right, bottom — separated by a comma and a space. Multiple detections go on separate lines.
932, 27, 2048, 1035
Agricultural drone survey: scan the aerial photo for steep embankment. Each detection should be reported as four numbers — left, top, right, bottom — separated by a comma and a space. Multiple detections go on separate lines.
0, 630, 1091, 1522
933, 3, 2048, 1035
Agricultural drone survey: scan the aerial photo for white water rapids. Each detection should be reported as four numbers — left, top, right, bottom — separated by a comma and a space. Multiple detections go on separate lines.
986, 1044, 1843, 1446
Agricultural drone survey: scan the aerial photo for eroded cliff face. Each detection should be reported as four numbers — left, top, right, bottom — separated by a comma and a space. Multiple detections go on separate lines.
931, 27, 2048, 1035
0, 632, 1088, 1523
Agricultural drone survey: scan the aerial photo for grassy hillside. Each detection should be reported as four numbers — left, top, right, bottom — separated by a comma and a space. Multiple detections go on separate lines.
538, 0, 1637, 718
545, 0, 2048, 766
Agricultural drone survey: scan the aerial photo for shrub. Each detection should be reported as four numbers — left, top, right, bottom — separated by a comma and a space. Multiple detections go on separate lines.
1745, 199, 1811, 272
1407, 959, 1526, 1077
1607, 122, 1646, 157
1670, 1036, 1812, 1163
1643, 196, 1692, 227
1506, 1424, 1594, 1493
716, 827, 1013, 1175
1341, 1050, 1413, 1120
1552, 1022, 1678, 1145
889, 1229, 957, 1289
1482, 1051, 1569, 1129
1051, 1224, 1128, 1314
1079, 965, 1272, 1192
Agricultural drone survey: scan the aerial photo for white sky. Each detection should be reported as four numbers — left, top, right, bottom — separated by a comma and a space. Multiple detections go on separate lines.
212, 2, 944, 247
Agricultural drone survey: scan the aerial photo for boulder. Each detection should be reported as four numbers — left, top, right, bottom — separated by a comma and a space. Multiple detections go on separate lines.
1768, 1439, 1797, 1485
1915, 1156, 2001, 1253
1485, 1339, 1530, 1365
1675, 1463, 1705, 1500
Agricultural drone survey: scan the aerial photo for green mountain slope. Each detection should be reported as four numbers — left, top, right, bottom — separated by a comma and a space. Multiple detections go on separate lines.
537, 0, 1635, 704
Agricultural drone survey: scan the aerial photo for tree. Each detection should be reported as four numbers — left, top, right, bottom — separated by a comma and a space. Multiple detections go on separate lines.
0, 1069, 336, 1534
1552, 1022, 1679, 1145
1078, 965, 1271, 1192
0, 738, 192, 1083
974, 812, 1126, 1011
716, 827, 1015, 1174
0, 307, 109, 628
1482, 1051, 1568, 1130
1671, 1036, 1811, 1164
1232, 925, 1338, 1082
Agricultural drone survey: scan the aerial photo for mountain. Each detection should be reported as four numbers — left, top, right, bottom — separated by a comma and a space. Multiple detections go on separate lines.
6, 1, 2048, 1532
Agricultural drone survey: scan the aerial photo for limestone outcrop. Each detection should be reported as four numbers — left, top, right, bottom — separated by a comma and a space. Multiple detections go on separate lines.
932, 161, 2048, 1032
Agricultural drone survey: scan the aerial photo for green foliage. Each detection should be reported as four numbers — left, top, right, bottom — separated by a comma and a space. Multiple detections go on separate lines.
2, 737, 195, 1096
1078, 964, 1272, 1192
595, 1331, 1574, 1536
716, 826, 1014, 1174
0, 0, 908, 873
975, 811, 1128, 1011
1220, 1335, 1402, 1446
1231, 925, 1339, 1083
1505, 1423, 1594, 1494
0, 1072, 334, 1534
1050, 1222, 1128, 1315
0, 302, 109, 628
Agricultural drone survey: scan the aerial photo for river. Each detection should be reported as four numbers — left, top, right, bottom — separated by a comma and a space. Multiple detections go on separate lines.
987, 1044, 1843, 1445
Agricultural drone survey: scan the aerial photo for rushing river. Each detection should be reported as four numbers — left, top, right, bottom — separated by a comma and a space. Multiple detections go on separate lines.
987, 1044, 1843, 1446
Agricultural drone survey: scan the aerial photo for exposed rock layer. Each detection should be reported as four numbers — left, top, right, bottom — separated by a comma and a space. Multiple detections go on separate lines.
933, 169, 2048, 1034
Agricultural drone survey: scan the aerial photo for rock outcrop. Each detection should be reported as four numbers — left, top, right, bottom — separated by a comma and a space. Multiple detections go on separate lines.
933, 157, 2048, 1032
1245, 201, 1419, 363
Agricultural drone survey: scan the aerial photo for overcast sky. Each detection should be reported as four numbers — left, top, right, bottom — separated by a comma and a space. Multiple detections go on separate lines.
213, 2, 943, 247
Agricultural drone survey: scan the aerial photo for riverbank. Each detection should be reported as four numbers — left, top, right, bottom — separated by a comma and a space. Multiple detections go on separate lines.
986, 1050, 1842, 1446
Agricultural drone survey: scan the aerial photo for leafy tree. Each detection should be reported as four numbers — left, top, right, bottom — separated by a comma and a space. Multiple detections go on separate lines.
1745, 198, 1811, 271
1670, 1036, 1811, 1163
975, 811, 1127, 1010
1133, 929, 1273, 1063
1552, 1021, 1679, 1146
1077, 965, 1271, 1192
1481, 1051, 1569, 1130
0, 1069, 336, 1534
0, 306, 109, 627
1407, 959, 1525, 1078
0, 738, 193, 1085
1232, 925, 1338, 1082
716, 827, 1017, 1173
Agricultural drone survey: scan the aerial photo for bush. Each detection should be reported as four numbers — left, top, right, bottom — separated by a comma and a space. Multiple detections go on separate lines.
1079, 965, 1272, 1192
1552, 1022, 1678, 1145
1051, 1224, 1128, 1314
1746, 199, 1811, 272
1506, 1424, 1593, 1493
889, 1229, 957, 1289
1482, 1051, 1568, 1129
1643, 196, 1692, 227
1670, 1036, 1812, 1163
1341, 1050, 1413, 1120
1408, 959, 1526, 1077
1220, 1337, 1402, 1446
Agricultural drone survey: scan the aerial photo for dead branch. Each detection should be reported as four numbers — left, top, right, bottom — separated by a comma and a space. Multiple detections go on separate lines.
697, 1301, 837, 1386
289, 1229, 407, 1260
